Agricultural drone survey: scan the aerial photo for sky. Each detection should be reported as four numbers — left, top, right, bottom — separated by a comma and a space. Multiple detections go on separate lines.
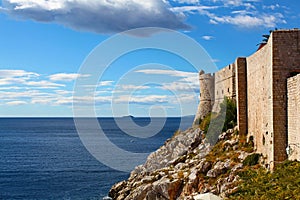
0, 0, 299, 117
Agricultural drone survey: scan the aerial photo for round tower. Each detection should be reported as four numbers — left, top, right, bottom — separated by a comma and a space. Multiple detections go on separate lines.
194, 70, 215, 125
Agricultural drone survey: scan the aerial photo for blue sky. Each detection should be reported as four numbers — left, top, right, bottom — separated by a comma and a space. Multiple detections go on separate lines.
0, 0, 299, 117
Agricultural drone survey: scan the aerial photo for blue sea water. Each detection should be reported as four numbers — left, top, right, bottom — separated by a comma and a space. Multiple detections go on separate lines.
0, 117, 193, 200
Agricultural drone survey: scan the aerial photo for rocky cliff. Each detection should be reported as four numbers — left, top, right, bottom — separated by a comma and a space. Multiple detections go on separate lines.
109, 126, 256, 200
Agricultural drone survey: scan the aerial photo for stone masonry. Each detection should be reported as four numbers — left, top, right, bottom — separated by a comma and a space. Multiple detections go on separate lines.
194, 29, 300, 169
287, 74, 300, 160
194, 70, 215, 123
213, 63, 236, 112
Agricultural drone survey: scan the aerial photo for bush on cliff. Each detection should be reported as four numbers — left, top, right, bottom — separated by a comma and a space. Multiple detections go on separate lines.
200, 97, 237, 133
199, 112, 217, 133
229, 161, 300, 200
220, 97, 237, 131
242, 153, 260, 166
199, 97, 237, 143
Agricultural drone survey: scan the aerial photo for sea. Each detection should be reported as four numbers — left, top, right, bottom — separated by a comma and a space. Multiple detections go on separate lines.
0, 117, 193, 200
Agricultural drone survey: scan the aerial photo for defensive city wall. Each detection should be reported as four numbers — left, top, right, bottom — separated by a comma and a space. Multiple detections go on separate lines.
194, 29, 300, 169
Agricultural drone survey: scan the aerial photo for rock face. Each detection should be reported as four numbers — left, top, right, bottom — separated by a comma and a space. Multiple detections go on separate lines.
109, 127, 252, 200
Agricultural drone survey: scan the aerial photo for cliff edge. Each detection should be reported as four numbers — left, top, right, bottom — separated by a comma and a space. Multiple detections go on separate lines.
108, 124, 300, 200
108, 125, 255, 200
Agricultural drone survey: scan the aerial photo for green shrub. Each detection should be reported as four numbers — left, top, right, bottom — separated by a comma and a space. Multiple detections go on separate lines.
220, 97, 237, 131
199, 97, 237, 144
199, 112, 217, 133
229, 161, 300, 200
243, 153, 260, 166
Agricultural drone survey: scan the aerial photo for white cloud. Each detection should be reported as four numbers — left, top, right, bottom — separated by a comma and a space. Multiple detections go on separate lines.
210, 0, 250, 7
136, 69, 199, 92
26, 80, 65, 88
172, 93, 198, 103
202, 35, 214, 40
0, 78, 17, 86
0, 69, 77, 107
114, 95, 169, 104
98, 81, 114, 87
1, 0, 190, 34
0, 90, 53, 100
170, 5, 219, 14
54, 90, 73, 95
172, 0, 200, 4
0, 86, 23, 90
225, 0, 243, 6
0, 69, 39, 78
243, 3, 256, 10
231, 10, 254, 15
170, 0, 286, 29
160, 73, 199, 92
209, 13, 286, 28
263, 4, 280, 11
0, 70, 40, 85
111, 84, 151, 94
31, 98, 54, 105
6, 100, 27, 106
209, 19, 218, 24
49, 73, 90, 82
160, 82, 198, 91
117, 84, 150, 90
0, 70, 66, 88
136, 69, 197, 77
63, 95, 113, 105
0, 0, 288, 33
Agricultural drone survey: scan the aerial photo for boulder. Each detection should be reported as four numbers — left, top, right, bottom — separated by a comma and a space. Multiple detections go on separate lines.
206, 160, 231, 178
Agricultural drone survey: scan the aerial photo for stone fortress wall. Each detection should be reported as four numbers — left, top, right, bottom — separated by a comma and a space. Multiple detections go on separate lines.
213, 64, 236, 112
195, 29, 300, 169
246, 36, 274, 167
287, 74, 300, 160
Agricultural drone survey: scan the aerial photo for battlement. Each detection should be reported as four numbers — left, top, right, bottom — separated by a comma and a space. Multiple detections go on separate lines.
199, 71, 214, 79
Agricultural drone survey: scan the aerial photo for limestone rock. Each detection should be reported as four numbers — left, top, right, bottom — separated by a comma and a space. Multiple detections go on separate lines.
108, 126, 252, 200
109, 181, 127, 199
207, 160, 231, 178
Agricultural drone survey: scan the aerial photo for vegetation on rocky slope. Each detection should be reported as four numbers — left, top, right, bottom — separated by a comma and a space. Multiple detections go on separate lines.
228, 161, 300, 200
109, 97, 300, 200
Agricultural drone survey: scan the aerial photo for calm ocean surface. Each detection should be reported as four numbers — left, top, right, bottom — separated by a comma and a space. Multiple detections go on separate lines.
0, 117, 193, 200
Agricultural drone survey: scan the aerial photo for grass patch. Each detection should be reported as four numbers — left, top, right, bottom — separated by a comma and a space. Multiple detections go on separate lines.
229, 161, 300, 200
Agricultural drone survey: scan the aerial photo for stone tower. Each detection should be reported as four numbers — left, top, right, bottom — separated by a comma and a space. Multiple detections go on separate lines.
193, 70, 215, 125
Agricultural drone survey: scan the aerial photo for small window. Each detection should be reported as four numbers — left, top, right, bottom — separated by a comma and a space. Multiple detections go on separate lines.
263, 135, 266, 145
266, 131, 268, 135
228, 88, 230, 93
222, 90, 224, 94
229, 65, 231, 70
